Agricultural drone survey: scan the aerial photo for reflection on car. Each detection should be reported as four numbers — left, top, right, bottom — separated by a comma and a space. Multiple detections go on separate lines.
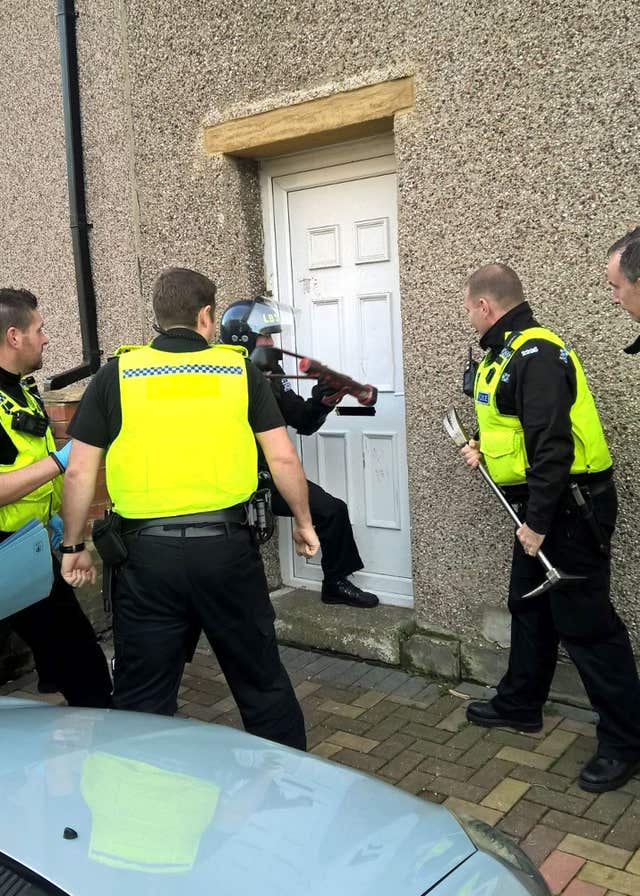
0, 698, 549, 895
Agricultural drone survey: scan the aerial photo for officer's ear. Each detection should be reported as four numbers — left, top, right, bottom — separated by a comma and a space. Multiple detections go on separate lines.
477, 296, 495, 322
195, 304, 213, 326
196, 304, 216, 341
4, 326, 23, 350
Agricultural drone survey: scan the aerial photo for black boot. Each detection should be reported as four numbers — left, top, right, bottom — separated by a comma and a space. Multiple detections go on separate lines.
321, 578, 379, 608
579, 754, 640, 792
466, 700, 543, 733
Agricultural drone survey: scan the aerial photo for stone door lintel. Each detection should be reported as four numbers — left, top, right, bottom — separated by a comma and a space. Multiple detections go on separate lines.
203, 77, 414, 159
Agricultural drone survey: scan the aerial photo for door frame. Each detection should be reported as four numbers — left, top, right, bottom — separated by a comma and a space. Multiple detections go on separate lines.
259, 136, 413, 607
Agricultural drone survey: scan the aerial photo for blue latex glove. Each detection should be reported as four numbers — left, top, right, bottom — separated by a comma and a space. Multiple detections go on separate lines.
48, 513, 64, 550
52, 440, 72, 471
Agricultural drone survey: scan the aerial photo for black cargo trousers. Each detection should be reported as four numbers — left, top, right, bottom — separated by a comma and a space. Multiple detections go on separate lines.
269, 478, 363, 581
494, 481, 640, 760
111, 524, 306, 751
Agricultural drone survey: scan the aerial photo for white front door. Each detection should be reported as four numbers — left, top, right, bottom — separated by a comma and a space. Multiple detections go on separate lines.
261, 141, 413, 607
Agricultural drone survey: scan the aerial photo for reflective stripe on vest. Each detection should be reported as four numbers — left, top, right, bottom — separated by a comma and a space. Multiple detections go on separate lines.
474, 326, 612, 486
0, 387, 61, 531
106, 344, 257, 518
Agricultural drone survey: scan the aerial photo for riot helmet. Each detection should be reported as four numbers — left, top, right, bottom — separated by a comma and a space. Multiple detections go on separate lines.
219, 297, 291, 355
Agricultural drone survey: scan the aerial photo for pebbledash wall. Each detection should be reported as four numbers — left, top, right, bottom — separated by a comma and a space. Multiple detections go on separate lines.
1, 0, 639, 684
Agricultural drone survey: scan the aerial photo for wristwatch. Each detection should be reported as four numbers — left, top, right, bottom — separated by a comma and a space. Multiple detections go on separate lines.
60, 543, 86, 554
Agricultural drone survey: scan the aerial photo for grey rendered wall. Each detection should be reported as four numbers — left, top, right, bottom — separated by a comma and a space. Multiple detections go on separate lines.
1, 1, 83, 375
0, 1, 144, 371
1, 1, 638, 654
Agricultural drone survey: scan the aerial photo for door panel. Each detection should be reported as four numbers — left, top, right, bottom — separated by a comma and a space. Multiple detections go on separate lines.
270, 160, 413, 605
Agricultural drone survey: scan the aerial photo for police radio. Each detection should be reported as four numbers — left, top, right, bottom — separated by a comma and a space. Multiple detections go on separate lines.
462, 347, 478, 398
11, 410, 49, 437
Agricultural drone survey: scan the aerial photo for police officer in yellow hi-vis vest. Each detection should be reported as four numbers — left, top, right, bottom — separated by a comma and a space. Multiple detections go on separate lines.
459, 263, 640, 793
0, 288, 111, 706
61, 268, 318, 750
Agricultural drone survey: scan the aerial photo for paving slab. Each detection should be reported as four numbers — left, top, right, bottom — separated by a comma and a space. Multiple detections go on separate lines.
539, 850, 586, 895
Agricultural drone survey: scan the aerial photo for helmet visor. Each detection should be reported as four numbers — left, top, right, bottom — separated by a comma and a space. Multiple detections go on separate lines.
246, 299, 296, 341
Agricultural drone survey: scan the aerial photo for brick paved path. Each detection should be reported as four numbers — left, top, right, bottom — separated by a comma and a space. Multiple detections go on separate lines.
4, 642, 640, 895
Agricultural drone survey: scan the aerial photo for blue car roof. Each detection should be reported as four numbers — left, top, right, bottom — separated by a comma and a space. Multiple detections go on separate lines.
0, 699, 474, 896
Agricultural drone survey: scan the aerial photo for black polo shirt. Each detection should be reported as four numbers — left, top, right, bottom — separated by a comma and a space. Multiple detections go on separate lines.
68, 329, 285, 448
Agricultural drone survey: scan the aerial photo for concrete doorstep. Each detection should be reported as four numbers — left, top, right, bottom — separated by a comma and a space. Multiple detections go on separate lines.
272, 587, 595, 710
271, 586, 415, 665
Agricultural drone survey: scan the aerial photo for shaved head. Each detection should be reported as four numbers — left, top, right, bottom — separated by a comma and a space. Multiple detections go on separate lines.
464, 264, 524, 309
608, 226, 640, 265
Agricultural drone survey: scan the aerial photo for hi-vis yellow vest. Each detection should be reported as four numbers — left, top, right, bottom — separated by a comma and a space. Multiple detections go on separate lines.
474, 327, 612, 486
106, 344, 257, 518
0, 383, 61, 531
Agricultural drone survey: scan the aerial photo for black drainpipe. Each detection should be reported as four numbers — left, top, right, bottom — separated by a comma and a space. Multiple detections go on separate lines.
45, 0, 102, 390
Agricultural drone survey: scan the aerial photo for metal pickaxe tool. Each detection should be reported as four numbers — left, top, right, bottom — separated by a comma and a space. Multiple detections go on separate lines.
443, 406, 586, 599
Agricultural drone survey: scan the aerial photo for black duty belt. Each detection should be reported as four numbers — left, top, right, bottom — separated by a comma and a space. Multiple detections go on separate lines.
506, 475, 613, 503
121, 506, 247, 539
571, 477, 614, 499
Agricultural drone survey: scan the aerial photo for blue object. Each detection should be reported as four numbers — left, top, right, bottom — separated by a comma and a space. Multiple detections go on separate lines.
0, 521, 53, 620
52, 440, 72, 471
47, 513, 64, 550
0, 700, 549, 896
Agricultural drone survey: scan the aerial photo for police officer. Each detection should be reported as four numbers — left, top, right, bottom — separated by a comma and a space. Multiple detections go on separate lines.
220, 298, 378, 609
61, 268, 318, 750
607, 227, 640, 341
460, 263, 640, 793
0, 288, 111, 707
